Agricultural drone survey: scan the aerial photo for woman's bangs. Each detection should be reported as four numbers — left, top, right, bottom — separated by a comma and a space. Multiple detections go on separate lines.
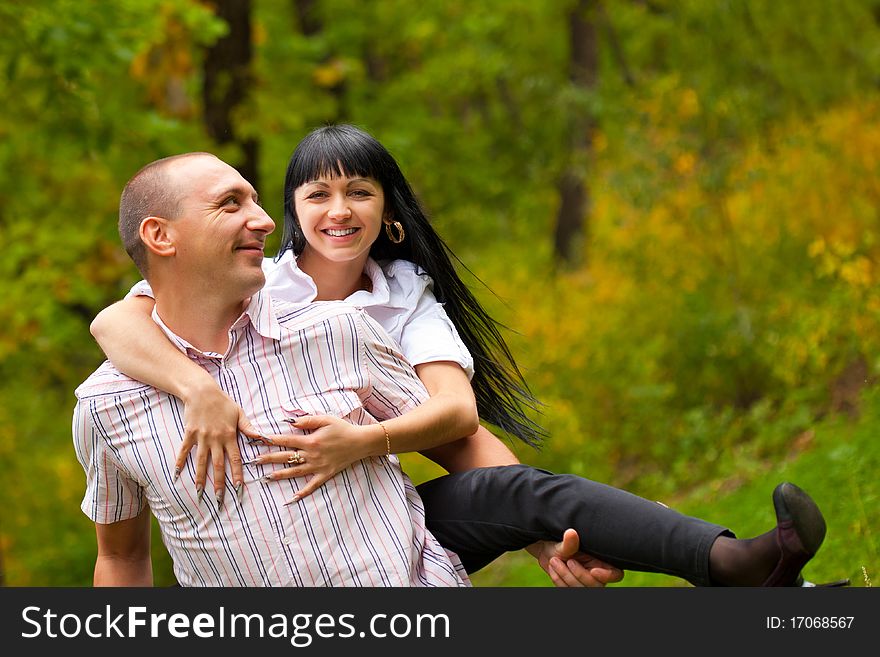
291, 135, 380, 187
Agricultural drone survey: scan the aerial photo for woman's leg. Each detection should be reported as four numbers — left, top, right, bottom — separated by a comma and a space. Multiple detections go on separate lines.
416, 464, 730, 586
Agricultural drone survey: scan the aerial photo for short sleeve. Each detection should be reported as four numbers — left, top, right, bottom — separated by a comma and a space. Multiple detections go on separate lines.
385, 262, 475, 380
72, 400, 146, 525
124, 279, 154, 300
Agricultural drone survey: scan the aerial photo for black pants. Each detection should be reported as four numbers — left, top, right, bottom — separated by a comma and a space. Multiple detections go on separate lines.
415, 464, 733, 587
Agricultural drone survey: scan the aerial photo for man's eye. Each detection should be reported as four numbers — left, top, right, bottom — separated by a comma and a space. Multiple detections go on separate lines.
223, 196, 239, 206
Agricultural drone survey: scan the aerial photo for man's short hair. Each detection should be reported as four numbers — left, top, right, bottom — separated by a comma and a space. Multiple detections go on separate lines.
118, 152, 212, 276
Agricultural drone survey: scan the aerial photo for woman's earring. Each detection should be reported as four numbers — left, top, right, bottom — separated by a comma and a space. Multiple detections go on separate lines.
384, 220, 405, 244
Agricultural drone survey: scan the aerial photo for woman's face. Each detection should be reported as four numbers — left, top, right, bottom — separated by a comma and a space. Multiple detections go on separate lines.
293, 174, 385, 267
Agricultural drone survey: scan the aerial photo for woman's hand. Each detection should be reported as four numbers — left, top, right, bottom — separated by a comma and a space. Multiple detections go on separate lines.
253, 415, 379, 503
177, 384, 262, 506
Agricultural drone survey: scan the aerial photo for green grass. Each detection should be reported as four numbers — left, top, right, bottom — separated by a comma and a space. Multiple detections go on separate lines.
468, 390, 880, 588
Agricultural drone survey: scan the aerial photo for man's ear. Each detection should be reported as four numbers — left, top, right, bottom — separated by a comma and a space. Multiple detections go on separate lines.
139, 216, 176, 258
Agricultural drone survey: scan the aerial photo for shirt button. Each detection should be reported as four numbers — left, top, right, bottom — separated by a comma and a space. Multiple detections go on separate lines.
281, 536, 295, 546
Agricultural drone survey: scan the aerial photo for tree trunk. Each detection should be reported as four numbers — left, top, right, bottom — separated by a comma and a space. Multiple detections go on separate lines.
554, 0, 599, 266
203, 0, 259, 189
292, 0, 320, 36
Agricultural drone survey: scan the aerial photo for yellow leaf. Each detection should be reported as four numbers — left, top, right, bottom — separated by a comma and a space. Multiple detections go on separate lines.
313, 60, 345, 88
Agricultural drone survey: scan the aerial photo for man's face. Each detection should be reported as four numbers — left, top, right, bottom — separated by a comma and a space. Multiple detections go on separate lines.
168, 155, 275, 299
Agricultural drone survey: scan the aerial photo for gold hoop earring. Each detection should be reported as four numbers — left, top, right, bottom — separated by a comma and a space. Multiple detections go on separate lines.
384, 220, 405, 244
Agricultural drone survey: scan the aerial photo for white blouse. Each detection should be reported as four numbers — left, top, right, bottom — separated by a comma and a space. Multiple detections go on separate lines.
128, 252, 475, 379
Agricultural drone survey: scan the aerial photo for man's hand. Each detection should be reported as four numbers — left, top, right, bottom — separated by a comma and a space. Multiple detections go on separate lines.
527, 528, 625, 587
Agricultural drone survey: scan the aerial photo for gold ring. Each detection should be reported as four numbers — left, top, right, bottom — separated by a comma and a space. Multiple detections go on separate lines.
286, 451, 305, 465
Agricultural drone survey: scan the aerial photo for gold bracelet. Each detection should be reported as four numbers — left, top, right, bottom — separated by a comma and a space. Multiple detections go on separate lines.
379, 421, 391, 456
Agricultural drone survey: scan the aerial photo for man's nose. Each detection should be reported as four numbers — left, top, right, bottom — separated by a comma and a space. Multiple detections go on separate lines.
248, 204, 275, 234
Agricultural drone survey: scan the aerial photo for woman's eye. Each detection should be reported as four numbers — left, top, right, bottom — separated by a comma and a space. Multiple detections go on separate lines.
351, 189, 371, 198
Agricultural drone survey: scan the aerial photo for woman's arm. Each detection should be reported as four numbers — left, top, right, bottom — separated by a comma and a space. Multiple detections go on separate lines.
90, 297, 258, 501
265, 361, 485, 498
415, 365, 520, 471
420, 425, 520, 471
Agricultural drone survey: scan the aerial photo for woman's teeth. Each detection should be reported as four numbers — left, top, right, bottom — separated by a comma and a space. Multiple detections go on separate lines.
325, 228, 357, 237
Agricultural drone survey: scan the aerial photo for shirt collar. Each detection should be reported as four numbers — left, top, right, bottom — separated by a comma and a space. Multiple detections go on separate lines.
274, 252, 404, 309
150, 289, 282, 358
242, 289, 283, 340
350, 257, 392, 307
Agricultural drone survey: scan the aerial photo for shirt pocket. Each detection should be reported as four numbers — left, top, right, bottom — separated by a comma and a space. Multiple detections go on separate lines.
280, 389, 364, 422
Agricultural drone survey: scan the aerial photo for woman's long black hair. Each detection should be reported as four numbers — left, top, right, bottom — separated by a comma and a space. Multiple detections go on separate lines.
278, 123, 546, 448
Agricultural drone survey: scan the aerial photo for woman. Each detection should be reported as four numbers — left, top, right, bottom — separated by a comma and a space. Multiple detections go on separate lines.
91, 124, 827, 587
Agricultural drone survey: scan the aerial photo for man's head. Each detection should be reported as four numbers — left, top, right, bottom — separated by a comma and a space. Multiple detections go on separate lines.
119, 153, 274, 301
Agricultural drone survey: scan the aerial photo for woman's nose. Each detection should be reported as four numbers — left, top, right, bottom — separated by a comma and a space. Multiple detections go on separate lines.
327, 196, 352, 220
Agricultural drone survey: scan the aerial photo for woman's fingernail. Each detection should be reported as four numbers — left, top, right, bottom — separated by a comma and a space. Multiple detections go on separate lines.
235, 482, 244, 503
173, 466, 181, 482
196, 486, 205, 504
242, 457, 261, 466
262, 475, 273, 483
216, 489, 225, 510
283, 495, 301, 507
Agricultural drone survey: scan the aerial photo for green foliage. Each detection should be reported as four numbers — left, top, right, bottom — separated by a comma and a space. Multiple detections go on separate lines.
490, 96, 880, 499
2, 0, 879, 586
473, 384, 880, 587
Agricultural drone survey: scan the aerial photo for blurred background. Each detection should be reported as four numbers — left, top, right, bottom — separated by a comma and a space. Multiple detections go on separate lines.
0, 0, 878, 587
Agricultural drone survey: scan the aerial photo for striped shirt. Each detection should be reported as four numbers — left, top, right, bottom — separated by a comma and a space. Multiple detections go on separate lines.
73, 291, 470, 587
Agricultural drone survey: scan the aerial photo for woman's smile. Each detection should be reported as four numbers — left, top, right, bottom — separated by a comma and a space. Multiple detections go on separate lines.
322, 226, 361, 239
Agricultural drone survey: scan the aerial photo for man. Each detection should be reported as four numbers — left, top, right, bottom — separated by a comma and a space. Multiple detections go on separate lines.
74, 152, 477, 586
73, 152, 618, 586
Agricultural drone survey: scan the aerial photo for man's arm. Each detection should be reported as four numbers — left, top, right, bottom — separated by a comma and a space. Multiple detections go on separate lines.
93, 508, 153, 586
